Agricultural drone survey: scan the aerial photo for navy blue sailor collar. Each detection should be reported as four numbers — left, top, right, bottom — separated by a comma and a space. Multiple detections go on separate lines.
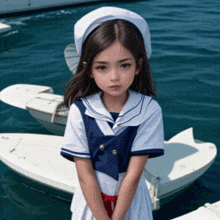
81, 90, 153, 127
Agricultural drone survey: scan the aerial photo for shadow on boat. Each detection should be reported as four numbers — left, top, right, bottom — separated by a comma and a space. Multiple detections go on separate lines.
158, 142, 199, 177
146, 142, 199, 198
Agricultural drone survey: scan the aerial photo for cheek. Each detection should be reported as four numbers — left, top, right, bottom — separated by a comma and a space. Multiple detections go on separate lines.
92, 74, 106, 86
126, 74, 137, 87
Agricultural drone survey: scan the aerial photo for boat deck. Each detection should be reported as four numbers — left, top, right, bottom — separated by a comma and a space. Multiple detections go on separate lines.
172, 201, 220, 219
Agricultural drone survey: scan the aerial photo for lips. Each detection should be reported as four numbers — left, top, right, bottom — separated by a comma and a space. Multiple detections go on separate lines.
110, 85, 121, 90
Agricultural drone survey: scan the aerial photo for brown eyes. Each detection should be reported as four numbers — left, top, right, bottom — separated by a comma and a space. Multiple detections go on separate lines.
121, 63, 131, 69
95, 63, 132, 71
96, 66, 107, 71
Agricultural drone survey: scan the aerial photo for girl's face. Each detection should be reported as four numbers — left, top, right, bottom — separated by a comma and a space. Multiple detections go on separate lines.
90, 40, 140, 102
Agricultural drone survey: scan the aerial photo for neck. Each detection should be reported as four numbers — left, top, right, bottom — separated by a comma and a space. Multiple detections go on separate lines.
101, 92, 129, 113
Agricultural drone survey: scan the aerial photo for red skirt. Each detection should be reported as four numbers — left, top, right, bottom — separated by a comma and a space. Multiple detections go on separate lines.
101, 192, 118, 218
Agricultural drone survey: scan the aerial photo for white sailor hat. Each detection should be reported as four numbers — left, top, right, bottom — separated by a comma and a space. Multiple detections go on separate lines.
74, 6, 152, 59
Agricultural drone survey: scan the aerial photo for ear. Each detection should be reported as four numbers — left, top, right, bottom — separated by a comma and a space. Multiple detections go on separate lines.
136, 58, 143, 75
83, 61, 93, 78
83, 61, 87, 68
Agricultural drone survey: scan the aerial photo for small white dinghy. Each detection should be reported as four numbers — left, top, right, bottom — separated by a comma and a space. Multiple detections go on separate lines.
0, 84, 67, 135
172, 201, 220, 220
0, 128, 217, 210
0, 22, 11, 35
0, 44, 79, 135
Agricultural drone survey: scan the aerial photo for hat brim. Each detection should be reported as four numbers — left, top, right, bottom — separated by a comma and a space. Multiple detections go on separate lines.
64, 44, 80, 75
74, 7, 151, 58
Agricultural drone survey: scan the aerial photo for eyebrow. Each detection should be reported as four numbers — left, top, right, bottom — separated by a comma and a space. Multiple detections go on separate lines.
93, 58, 133, 64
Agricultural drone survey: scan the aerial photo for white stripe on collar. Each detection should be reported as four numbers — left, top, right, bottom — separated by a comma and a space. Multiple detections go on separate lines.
82, 91, 114, 123
81, 90, 153, 127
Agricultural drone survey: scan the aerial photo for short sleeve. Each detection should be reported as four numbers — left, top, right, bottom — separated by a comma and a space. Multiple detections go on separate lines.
131, 100, 164, 158
60, 103, 90, 161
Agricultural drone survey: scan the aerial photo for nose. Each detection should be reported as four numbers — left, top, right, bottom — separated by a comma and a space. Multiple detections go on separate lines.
110, 68, 119, 81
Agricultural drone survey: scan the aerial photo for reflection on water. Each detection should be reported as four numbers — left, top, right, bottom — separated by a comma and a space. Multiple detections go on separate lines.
0, 165, 216, 220
0, 167, 71, 220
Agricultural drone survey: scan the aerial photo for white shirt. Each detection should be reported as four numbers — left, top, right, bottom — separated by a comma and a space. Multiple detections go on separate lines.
61, 89, 164, 195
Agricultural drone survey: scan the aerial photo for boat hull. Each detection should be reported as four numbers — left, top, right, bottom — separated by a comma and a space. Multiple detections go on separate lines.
25, 93, 68, 135
0, 0, 102, 16
29, 112, 66, 135
0, 130, 217, 210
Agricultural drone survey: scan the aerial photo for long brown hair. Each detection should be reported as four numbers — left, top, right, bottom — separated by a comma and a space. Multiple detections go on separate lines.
64, 19, 156, 107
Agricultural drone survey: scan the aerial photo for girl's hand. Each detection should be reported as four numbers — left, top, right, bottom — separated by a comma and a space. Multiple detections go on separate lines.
111, 155, 149, 220
74, 157, 110, 220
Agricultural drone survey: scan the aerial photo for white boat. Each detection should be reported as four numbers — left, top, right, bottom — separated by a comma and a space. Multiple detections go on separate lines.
0, 0, 103, 16
0, 128, 217, 210
172, 201, 220, 220
0, 44, 81, 135
0, 22, 11, 35
0, 44, 78, 135
0, 83, 67, 135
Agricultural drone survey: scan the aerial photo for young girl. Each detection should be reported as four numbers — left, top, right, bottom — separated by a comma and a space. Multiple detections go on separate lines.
61, 6, 164, 220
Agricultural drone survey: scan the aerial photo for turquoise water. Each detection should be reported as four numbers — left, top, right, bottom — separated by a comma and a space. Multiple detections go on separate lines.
0, 0, 220, 219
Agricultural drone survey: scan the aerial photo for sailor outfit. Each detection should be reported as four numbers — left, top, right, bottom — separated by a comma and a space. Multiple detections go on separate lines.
61, 90, 164, 220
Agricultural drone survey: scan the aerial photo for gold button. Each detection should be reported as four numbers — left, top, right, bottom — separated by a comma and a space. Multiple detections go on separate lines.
99, 144, 105, 151
112, 150, 117, 155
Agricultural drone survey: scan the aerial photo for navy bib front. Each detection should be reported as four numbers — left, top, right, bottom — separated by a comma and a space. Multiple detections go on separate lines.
75, 100, 139, 181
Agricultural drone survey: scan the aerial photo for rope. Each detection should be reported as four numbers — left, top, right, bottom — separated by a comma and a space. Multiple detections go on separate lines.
51, 101, 64, 123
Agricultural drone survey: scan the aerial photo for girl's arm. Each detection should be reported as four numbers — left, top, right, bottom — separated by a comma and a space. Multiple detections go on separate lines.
74, 157, 111, 220
111, 155, 149, 220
